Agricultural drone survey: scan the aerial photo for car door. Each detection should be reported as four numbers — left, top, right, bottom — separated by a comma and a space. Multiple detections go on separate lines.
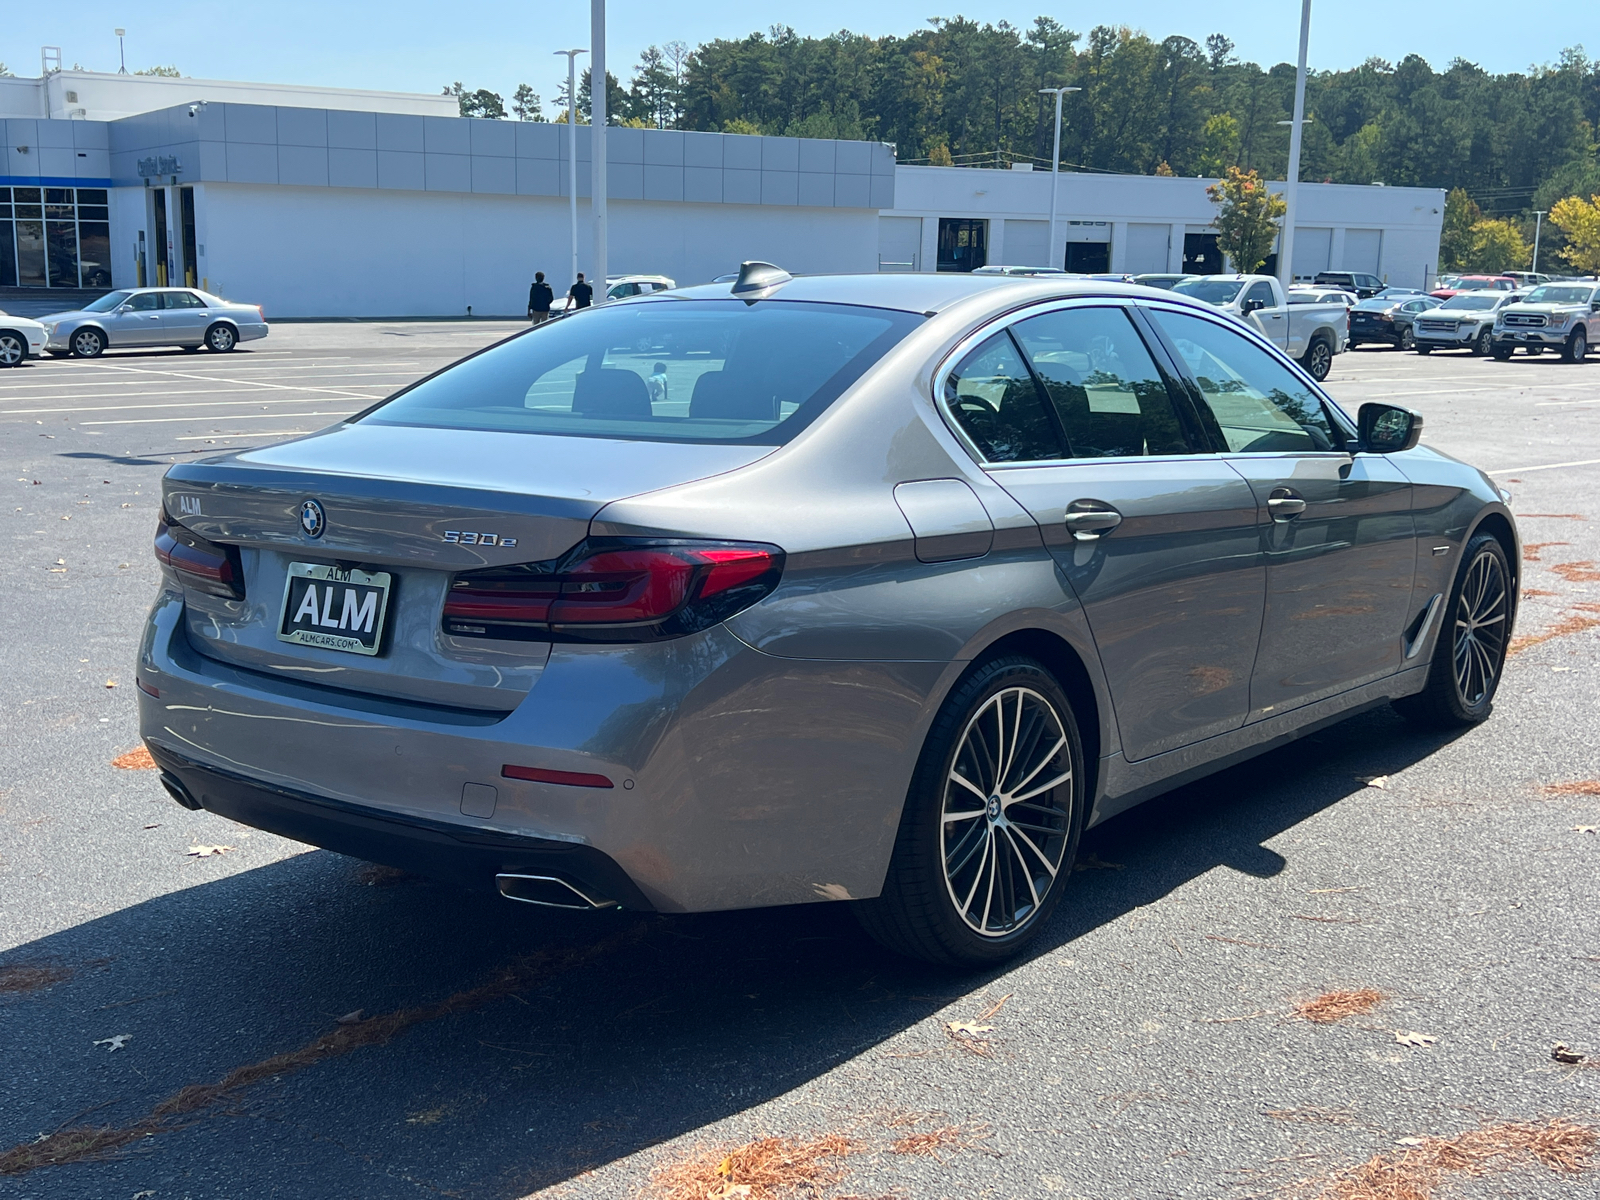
103, 291, 163, 345
1144, 304, 1417, 719
1241, 280, 1288, 350
157, 290, 210, 345
942, 302, 1265, 762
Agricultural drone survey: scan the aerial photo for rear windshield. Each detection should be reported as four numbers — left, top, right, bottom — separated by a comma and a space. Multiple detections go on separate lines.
362, 299, 921, 444
1172, 279, 1245, 305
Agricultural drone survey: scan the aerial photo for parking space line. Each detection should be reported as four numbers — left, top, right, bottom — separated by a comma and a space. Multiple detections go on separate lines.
2, 395, 384, 416
1487, 457, 1600, 475
80, 411, 357, 426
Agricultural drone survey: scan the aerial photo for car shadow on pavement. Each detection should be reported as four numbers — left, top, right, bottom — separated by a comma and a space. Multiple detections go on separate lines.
0, 705, 1460, 1199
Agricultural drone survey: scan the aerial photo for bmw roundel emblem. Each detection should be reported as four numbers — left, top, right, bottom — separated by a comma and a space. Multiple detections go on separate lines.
299, 499, 326, 539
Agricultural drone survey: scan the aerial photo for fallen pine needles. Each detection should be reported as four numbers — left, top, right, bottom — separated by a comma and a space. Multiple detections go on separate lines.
1316, 1118, 1596, 1200
0, 964, 74, 995
110, 747, 156, 770
1294, 989, 1384, 1024
1543, 780, 1600, 797
645, 1134, 859, 1200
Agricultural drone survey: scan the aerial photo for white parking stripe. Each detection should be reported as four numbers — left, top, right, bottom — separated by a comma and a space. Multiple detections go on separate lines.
1487, 457, 1600, 475
2, 394, 384, 416
80, 411, 357, 426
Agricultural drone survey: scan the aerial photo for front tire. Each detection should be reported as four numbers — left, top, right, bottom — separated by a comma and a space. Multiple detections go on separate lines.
1472, 328, 1493, 356
1301, 335, 1333, 381
205, 323, 237, 353
1398, 327, 1415, 350
1565, 328, 1588, 363
71, 327, 105, 358
1393, 533, 1512, 729
1491, 344, 1513, 361
1416, 344, 1432, 355
855, 656, 1085, 966
0, 332, 23, 367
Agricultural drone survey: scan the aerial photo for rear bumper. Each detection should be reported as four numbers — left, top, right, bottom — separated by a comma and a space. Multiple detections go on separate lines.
237, 321, 269, 342
148, 742, 652, 907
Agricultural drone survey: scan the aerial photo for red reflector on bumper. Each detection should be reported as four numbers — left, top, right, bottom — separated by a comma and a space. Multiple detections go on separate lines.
136, 677, 160, 698
501, 764, 614, 789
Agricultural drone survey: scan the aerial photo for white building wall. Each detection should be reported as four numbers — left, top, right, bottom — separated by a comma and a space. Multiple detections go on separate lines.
196, 183, 877, 318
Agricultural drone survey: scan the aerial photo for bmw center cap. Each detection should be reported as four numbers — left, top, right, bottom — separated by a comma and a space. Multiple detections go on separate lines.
300, 499, 326, 539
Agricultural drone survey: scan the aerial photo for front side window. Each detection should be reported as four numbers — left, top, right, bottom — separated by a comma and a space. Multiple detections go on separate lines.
365, 300, 920, 445
1147, 308, 1337, 454
1009, 307, 1196, 458
942, 332, 1064, 463
1242, 282, 1275, 309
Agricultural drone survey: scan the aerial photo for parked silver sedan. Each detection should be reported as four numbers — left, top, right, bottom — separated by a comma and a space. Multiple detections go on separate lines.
138, 264, 1519, 965
42, 287, 269, 358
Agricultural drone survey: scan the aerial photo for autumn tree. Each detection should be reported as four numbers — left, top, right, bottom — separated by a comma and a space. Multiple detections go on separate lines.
1439, 188, 1482, 271
1206, 166, 1285, 274
1466, 218, 1531, 273
1550, 194, 1600, 272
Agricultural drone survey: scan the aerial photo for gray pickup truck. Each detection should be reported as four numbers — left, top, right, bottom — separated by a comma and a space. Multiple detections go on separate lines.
1490, 281, 1599, 362
1171, 274, 1348, 380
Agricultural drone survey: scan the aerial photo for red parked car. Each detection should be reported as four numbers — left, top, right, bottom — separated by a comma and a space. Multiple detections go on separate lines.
1431, 274, 1517, 300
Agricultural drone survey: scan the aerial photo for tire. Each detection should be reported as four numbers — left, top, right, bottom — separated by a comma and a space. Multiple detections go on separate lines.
1300, 335, 1333, 381
1472, 327, 1492, 356
1564, 328, 1588, 363
1398, 327, 1415, 350
45, 349, 70, 358
0, 331, 23, 367
1491, 344, 1513, 361
1392, 533, 1513, 729
71, 327, 105, 358
1416, 344, 1432, 355
1527, 345, 1544, 356
181, 344, 202, 353
854, 656, 1086, 966
1348, 339, 1362, 349
205, 323, 237, 352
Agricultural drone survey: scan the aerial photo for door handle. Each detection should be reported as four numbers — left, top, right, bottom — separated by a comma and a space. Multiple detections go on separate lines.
1267, 488, 1307, 521
1064, 503, 1122, 541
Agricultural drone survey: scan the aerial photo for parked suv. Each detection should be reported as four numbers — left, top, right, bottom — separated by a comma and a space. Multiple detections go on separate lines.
1413, 291, 1523, 355
1491, 282, 1599, 362
1313, 271, 1384, 299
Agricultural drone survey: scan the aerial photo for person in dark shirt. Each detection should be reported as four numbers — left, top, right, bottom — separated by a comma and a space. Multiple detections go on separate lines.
566, 272, 594, 311
528, 271, 554, 324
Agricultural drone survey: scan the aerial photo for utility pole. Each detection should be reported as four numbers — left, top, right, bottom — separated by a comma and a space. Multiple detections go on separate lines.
1531, 210, 1545, 274
591, 0, 608, 300
555, 48, 587, 294
1038, 86, 1080, 270
1278, 0, 1312, 292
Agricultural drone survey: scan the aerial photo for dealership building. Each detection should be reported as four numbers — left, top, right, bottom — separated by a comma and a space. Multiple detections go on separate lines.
1, 64, 1446, 318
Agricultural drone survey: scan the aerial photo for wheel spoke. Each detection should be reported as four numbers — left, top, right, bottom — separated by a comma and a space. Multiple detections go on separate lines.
948, 770, 988, 803
1002, 828, 1041, 909
1010, 770, 1072, 805
1006, 824, 1059, 879
1009, 735, 1066, 797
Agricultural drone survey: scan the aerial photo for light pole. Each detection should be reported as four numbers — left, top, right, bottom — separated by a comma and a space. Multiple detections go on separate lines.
1038, 86, 1080, 270
115, 28, 127, 74
554, 48, 587, 296
1278, 0, 1312, 291
1532, 210, 1545, 274
591, 0, 608, 300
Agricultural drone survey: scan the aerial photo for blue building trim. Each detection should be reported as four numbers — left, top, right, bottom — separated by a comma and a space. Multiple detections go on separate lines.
0, 177, 116, 189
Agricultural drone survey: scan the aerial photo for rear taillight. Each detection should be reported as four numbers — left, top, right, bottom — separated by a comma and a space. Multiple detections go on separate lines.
155, 508, 244, 599
443, 538, 784, 643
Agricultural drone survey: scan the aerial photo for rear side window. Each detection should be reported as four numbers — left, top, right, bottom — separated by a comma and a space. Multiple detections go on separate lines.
1009, 307, 1197, 458
365, 300, 921, 445
943, 332, 1064, 462
1148, 308, 1336, 454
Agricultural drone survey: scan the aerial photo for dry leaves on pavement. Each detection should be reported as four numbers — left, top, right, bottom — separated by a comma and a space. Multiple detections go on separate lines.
91, 1035, 131, 1052
645, 1134, 858, 1200
1394, 1030, 1437, 1048
1316, 1118, 1595, 1200
111, 747, 156, 770
185, 845, 234, 858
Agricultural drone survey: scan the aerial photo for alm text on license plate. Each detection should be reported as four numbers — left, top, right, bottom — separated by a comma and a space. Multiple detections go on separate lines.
278, 562, 392, 655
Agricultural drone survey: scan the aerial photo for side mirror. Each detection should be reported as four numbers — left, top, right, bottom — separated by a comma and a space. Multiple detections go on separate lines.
1242, 298, 1265, 314
1359, 402, 1423, 453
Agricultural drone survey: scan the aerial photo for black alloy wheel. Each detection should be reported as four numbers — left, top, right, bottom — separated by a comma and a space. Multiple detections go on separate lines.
1393, 532, 1513, 728
205, 323, 237, 352
71, 327, 106, 358
1301, 336, 1333, 381
855, 655, 1085, 966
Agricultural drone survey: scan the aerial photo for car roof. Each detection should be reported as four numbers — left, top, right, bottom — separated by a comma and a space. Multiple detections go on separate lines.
664, 271, 1219, 316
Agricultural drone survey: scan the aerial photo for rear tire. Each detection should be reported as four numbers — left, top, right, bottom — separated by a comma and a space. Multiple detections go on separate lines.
1300, 335, 1333, 381
1393, 533, 1512, 729
71, 327, 105, 358
854, 656, 1085, 967
205, 323, 237, 353
0, 331, 23, 367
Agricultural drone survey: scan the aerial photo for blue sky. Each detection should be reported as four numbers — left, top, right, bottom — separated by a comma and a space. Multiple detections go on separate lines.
2, 2, 1580, 111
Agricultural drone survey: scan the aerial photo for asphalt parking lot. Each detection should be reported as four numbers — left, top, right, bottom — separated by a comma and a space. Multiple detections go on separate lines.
2, 327, 1598, 1200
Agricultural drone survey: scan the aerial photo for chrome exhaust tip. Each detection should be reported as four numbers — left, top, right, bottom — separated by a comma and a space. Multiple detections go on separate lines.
160, 771, 203, 811
495, 873, 616, 910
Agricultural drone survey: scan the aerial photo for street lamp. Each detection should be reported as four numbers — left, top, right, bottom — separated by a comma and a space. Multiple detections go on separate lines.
554, 48, 587, 295
591, 0, 608, 301
1038, 86, 1081, 271
1278, 0, 1312, 291
115, 28, 127, 74
1532, 210, 1546, 274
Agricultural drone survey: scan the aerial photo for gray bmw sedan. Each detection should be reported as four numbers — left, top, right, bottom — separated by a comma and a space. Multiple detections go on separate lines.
138, 264, 1519, 965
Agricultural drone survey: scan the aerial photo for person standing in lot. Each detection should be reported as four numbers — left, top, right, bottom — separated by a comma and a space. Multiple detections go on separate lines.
565, 272, 594, 312
528, 272, 554, 324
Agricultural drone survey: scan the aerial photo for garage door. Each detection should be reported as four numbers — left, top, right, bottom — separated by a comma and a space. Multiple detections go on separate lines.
1123, 224, 1171, 275
1004, 220, 1049, 268
1291, 228, 1332, 278
1344, 229, 1382, 275
878, 216, 922, 272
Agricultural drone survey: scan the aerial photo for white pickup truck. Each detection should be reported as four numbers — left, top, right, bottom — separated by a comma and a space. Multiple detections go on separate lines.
1169, 274, 1348, 381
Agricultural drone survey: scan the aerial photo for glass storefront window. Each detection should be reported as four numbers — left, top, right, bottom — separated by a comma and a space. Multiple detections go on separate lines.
15, 221, 46, 286
0, 221, 17, 287
78, 223, 111, 288
45, 221, 80, 288
1, 186, 124, 288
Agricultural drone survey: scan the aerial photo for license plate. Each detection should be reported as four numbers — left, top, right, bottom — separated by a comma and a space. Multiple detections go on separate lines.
277, 562, 392, 655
